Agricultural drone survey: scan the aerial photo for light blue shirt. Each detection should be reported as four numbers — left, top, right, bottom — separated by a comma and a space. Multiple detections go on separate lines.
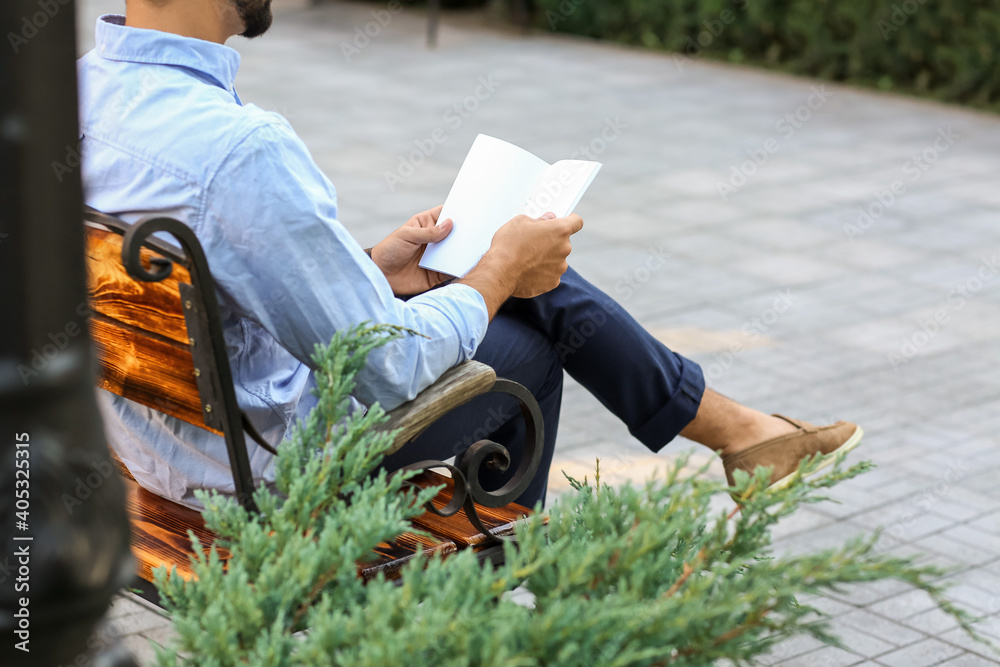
78, 15, 489, 508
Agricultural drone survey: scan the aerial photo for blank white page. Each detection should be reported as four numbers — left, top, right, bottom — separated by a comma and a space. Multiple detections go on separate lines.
420, 135, 548, 278
524, 160, 602, 219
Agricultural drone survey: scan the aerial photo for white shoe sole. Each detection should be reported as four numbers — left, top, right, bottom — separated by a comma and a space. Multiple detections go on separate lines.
768, 425, 864, 491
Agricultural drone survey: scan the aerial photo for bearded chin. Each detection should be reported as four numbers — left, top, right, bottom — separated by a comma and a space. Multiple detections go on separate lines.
238, 0, 273, 39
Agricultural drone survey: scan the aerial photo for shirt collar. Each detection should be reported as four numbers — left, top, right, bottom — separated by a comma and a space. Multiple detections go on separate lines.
94, 14, 241, 92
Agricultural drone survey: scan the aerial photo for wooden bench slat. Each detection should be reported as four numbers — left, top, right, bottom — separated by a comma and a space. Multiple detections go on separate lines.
360, 533, 457, 581
90, 315, 219, 435
85, 226, 192, 346
123, 475, 227, 583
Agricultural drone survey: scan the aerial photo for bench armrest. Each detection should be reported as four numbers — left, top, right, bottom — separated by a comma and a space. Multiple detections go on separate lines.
381, 360, 497, 455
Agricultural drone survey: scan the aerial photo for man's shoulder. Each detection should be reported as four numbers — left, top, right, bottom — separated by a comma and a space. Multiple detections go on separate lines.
78, 58, 292, 188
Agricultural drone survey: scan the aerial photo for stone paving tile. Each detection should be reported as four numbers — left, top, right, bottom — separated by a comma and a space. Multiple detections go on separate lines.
107, 594, 148, 619
968, 615, 1000, 642
757, 633, 828, 664
769, 506, 839, 542
799, 594, 859, 619
970, 512, 1000, 534
912, 544, 980, 575
938, 655, 1000, 667
904, 607, 964, 636
121, 634, 164, 665
827, 625, 899, 659
866, 589, 941, 621
935, 627, 1000, 661
776, 645, 868, 666
943, 583, 1000, 616
912, 533, 1000, 570
876, 638, 964, 667
773, 519, 872, 559
77, 0, 1000, 664
108, 606, 172, 636
942, 525, 1000, 558
835, 609, 926, 647
936, 489, 1000, 517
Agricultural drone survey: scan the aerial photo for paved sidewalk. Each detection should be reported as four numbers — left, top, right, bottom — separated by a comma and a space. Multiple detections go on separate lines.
77, 0, 1000, 664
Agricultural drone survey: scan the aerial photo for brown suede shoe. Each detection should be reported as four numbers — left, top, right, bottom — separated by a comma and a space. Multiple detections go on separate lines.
721, 415, 863, 492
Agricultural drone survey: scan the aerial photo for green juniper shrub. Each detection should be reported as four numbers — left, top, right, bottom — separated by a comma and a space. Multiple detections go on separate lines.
152, 324, 986, 666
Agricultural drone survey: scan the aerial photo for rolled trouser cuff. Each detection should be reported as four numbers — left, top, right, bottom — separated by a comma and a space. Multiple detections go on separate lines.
631, 357, 705, 453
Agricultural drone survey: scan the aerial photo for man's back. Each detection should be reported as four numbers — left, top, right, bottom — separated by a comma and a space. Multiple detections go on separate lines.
78, 15, 314, 507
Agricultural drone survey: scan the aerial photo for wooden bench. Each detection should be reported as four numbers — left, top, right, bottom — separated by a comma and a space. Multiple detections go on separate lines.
83, 208, 545, 600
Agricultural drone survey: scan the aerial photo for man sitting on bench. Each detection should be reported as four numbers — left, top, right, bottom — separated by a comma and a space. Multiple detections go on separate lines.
76, 0, 862, 510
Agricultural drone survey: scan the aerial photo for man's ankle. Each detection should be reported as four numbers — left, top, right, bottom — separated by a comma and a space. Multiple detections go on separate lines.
724, 413, 797, 456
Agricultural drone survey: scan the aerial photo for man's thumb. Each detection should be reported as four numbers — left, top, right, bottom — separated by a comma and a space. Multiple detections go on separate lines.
407, 219, 453, 244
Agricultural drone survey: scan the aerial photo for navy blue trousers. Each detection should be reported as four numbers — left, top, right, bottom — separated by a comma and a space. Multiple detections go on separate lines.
381, 267, 705, 507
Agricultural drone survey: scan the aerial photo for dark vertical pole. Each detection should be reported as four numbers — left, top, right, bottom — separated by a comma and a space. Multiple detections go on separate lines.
514, 0, 530, 32
0, 1, 135, 665
427, 0, 440, 48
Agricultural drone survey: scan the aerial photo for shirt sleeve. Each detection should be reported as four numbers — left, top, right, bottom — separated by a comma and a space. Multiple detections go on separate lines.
196, 118, 489, 410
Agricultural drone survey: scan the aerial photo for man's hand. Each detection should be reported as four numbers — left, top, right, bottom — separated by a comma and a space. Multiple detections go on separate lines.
491, 212, 583, 297
459, 212, 584, 318
370, 205, 454, 296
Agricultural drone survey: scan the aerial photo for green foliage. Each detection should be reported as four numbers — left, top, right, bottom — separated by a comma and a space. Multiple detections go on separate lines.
154, 324, 985, 666
533, 0, 1000, 112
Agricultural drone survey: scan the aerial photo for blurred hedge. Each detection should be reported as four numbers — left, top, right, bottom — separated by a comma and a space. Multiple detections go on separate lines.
530, 0, 1000, 112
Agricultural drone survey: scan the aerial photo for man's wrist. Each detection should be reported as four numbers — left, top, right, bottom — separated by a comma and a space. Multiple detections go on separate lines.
457, 249, 516, 320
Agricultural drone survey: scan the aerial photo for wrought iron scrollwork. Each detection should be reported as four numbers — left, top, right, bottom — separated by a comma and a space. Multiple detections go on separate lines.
404, 379, 545, 543
401, 460, 469, 519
